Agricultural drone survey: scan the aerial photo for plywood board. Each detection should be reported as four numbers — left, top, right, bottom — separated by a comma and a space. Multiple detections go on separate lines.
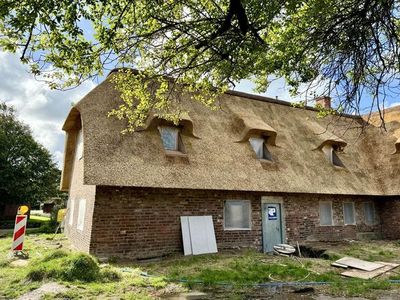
188, 216, 217, 255
341, 262, 399, 279
180, 216, 217, 256
180, 216, 192, 256
335, 257, 385, 271
331, 262, 349, 269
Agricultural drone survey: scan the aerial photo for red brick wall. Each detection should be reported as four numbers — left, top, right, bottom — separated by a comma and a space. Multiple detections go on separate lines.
88, 187, 382, 259
284, 194, 381, 242
90, 187, 262, 259
377, 197, 400, 239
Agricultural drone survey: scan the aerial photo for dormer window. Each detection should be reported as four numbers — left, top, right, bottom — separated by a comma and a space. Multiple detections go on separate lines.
322, 144, 344, 168
249, 137, 273, 161
158, 126, 185, 154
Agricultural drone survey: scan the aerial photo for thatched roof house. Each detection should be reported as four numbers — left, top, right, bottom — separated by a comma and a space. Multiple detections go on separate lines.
61, 71, 400, 259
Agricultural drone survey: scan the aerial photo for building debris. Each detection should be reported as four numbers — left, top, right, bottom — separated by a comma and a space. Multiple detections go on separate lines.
332, 256, 399, 279
334, 257, 384, 271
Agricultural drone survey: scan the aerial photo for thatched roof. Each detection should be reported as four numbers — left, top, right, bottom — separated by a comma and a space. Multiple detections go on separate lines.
60, 73, 400, 195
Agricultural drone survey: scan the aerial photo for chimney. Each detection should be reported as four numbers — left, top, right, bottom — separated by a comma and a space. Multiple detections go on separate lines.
315, 96, 331, 109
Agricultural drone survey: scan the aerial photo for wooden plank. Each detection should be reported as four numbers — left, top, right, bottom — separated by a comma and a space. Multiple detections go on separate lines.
180, 216, 192, 256
335, 257, 385, 271
341, 262, 399, 279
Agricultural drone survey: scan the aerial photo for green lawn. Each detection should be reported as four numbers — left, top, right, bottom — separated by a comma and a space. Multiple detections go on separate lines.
1, 234, 400, 299
29, 215, 51, 222
0, 234, 181, 299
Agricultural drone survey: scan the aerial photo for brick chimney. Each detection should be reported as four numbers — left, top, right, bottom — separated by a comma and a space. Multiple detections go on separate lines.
315, 96, 331, 109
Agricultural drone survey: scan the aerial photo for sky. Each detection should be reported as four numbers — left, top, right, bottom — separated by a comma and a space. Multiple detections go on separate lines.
1, 50, 400, 169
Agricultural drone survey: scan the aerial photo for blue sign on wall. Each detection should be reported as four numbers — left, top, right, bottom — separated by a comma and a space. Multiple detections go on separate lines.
268, 206, 277, 220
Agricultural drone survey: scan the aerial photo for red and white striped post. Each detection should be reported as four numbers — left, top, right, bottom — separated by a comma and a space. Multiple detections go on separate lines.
12, 214, 27, 252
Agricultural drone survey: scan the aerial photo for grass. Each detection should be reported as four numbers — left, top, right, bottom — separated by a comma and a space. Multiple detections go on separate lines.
29, 215, 51, 222
0, 234, 181, 299
2, 235, 400, 299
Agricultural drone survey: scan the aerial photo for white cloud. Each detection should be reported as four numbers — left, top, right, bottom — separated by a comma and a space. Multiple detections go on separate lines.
0, 51, 96, 168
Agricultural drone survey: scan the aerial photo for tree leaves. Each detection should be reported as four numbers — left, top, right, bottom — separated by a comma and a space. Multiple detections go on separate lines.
0, 0, 399, 129
0, 103, 61, 206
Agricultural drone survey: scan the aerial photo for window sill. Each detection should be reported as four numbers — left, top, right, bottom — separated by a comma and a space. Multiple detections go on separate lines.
164, 150, 188, 158
344, 223, 356, 226
224, 228, 252, 231
258, 158, 274, 163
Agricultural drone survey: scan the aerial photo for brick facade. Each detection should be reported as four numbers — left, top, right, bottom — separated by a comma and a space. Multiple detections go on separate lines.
378, 197, 400, 239
82, 187, 383, 259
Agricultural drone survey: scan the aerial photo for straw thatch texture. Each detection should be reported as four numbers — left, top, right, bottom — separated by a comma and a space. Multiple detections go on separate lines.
61, 74, 400, 195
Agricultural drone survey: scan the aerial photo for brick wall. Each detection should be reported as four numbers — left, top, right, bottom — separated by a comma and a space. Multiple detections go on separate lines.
378, 197, 400, 239
64, 130, 96, 252
88, 187, 382, 259
90, 187, 262, 259
284, 194, 381, 242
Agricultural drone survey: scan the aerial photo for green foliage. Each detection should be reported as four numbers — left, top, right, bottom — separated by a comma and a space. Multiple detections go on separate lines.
0, 102, 62, 208
0, 1, 397, 129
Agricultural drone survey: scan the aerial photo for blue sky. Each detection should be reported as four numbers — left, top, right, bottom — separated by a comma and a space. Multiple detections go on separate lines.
1, 50, 400, 168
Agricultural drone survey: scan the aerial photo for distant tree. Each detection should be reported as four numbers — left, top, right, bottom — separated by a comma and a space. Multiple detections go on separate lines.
0, 0, 398, 129
0, 102, 61, 208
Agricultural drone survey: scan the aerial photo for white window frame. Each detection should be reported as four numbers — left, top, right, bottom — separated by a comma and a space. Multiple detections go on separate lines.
158, 125, 185, 154
363, 202, 376, 225
319, 201, 333, 226
224, 200, 252, 231
343, 202, 356, 225
68, 199, 75, 226
77, 199, 86, 231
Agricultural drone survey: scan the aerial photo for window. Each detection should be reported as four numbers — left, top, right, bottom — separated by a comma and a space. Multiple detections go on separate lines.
224, 200, 251, 230
77, 199, 86, 231
68, 199, 75, 226
249, 137, 272, 161
319, 201, 333, 226
322, 144, 344, 167
343, 202, 356, 225
76, 130, 83, 159
158, 126, 185, 153
364, 202, 376, 224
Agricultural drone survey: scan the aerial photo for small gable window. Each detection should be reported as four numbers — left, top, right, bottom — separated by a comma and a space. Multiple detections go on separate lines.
249, 137, 273, 161
322, 144, 344, 168
158, 126, 185, 153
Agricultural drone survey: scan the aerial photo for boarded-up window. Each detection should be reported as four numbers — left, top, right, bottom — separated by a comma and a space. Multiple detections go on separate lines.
319, 201, 333, 226
364, 202, 376, 224
343, 202, 356, 225
77, 199, 86, 231
68, 199, 75, 226
224, 200, 251, 230
158, 126, 185, 152
249, 137, 273, 161
76, 130, 83, 159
